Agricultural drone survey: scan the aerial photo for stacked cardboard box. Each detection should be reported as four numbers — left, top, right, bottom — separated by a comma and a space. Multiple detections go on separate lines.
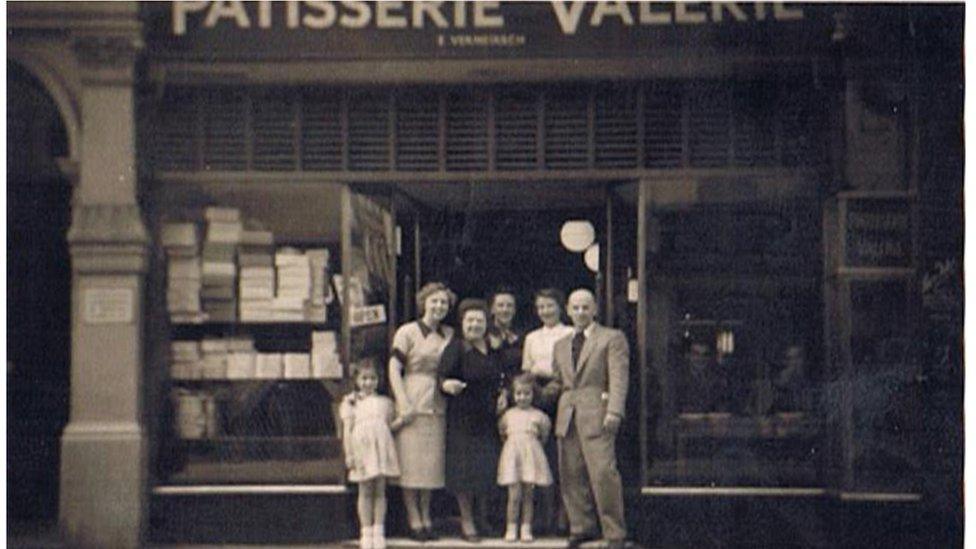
283, 353, 312, 379
306, 248, 330, 322
255, 353, 284, 379
239, 228, 275, 322
274, 248, 310, 321
162, 222, 203, 323
199, 337, 255, 379
170, 340, 202, 380
201, 207, 241, 322
312, 331, 342, 379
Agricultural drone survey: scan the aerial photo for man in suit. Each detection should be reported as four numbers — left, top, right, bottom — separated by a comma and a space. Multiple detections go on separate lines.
543, 289, 628, 549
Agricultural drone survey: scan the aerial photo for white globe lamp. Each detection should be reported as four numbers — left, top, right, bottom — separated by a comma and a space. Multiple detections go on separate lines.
584, 243, 600, 273
560, 220, 595, 253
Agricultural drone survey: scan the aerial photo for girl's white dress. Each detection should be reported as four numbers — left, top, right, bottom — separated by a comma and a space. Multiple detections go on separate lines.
497, 407, 553, 487
339, 394, 401, 482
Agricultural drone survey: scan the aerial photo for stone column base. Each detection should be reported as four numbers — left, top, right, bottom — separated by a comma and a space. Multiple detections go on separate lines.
60, 421, 146, 548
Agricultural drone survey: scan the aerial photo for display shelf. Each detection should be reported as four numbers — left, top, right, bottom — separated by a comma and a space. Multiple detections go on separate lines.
171, 321, 338, 334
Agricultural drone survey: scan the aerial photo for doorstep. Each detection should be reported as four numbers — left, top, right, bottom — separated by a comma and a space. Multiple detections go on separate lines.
338, 539, 638, 548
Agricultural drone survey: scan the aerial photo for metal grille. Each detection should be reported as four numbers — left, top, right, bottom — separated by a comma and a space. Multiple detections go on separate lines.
732, 80, 777, 167
544, 87, 589, 170
202, 88, 247, 170
252, 91, 297, 171
395, 92, 440, 171
445, 91, 489, 171
347, 92, 390, 171
643, 82, 684, 168
688, 81, 732, 168
495, 89, 539, 170
152, 80, 825, 175
595, 85, 639, 169
300, 91, 343, 171
154, 88, 199, 170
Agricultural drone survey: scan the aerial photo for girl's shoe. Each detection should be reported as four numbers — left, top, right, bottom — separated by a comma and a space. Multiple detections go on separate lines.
359, 527, 373, 549
519, 523, 534, 542
503, 524, 518, 543
372, 525, 386, 549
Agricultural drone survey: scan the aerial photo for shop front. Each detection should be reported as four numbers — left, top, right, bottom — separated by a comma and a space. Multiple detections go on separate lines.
7, 2, 962, 547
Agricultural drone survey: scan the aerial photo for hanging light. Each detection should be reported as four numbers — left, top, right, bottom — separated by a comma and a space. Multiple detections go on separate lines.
560, 220, 595, 252
584, 243, 600, 272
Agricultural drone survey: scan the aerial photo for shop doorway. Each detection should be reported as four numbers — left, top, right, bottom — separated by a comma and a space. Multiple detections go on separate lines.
6, 61, 72, 528
397, 180, 615, 328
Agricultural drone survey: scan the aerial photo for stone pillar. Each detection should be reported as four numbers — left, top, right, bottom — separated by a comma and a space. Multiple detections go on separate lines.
60, 22, 148, 549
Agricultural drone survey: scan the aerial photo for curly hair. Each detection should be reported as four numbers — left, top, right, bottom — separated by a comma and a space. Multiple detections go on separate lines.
415, 282, 457, 317
457, 298, 489, 322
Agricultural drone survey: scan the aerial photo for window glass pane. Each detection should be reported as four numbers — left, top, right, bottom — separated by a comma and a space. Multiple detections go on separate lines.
644, 188, 826, 487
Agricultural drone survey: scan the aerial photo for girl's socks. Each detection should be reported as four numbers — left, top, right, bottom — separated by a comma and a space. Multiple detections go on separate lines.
371, 524, 386, 549
520, 522, 534, 542
504, 523, 518, 542
359, 526, 373, 549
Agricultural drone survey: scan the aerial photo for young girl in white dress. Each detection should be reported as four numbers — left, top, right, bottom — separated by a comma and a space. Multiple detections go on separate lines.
497, 373, 553, 542
340, 362, 404, 549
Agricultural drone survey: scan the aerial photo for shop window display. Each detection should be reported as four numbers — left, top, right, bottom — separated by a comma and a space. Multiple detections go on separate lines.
153, 183, 349, 485
645, 199, 825, 487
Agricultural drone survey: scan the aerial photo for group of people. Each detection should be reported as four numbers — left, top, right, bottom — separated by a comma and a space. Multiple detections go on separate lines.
339, 283, 630, 549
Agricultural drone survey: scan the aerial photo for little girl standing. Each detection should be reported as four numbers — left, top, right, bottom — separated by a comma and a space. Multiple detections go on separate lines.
340, 362, 404, 549
497, 373, 553, 542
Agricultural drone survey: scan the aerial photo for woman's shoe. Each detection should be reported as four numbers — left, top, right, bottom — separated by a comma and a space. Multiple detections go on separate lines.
519, 523, 534, 543
460, 531, 481, 543
422, 527, 439, 541
407, 528, 426, 542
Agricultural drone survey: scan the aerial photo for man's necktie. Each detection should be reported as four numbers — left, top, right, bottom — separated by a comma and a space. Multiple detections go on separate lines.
572, 330, 586, 371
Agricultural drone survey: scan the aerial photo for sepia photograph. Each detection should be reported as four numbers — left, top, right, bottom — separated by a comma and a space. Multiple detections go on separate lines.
6, 2, 964, 548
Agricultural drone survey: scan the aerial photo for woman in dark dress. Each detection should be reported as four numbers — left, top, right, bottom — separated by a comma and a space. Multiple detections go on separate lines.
438, 298, 506, 541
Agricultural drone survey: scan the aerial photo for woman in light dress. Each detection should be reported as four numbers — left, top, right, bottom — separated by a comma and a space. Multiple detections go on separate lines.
520, 288, 574, 534
387, 282, 457, 540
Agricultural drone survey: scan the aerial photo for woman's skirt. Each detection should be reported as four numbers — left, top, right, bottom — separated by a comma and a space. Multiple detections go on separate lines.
394, 414, 445, 489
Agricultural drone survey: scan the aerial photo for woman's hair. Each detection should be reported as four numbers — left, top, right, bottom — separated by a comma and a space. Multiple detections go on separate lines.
415, 282, 457, 317
533, 287, 566, 308
488, 286, 517, 308
511, 372, 536, 394
457, 298, 489, 323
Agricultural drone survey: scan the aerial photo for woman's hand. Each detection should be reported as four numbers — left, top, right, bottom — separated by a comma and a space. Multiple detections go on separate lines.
441, 378, 467, 396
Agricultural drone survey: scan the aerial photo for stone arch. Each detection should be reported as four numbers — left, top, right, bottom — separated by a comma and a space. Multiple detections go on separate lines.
7, 47, 81, 165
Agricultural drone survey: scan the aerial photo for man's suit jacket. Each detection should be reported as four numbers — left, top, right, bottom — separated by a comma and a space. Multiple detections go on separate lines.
543, 323, 629, 439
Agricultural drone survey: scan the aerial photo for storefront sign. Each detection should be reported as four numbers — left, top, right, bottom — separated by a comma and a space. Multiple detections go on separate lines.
844, 197, 912, 269
143, 2, 835, 61
82, 288, 135, 324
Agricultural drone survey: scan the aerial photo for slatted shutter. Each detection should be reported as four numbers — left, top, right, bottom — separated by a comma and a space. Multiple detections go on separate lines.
688, 81, 732, 168
153, 79, 826, 175
732, 80, 777, 167
396, 92, 440, 171
495, 89, 539, 170
252, 89, 297, 171
544, 87, 589, 170
154, 88, 199, 171
779, 81, 824, 167
594, 85, 639, 168
202, 88, 247, 170
445, 91, 489, 171
300, 91, 343, 171
347, 92, 390, 171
